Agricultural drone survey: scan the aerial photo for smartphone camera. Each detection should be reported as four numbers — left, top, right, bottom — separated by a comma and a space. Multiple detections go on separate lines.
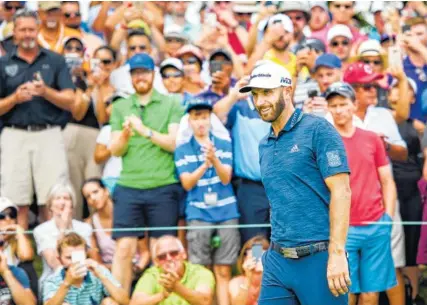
252, 243, 263, 262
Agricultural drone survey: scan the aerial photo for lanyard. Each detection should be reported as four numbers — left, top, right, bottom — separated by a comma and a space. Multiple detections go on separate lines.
38, 24, 64, 52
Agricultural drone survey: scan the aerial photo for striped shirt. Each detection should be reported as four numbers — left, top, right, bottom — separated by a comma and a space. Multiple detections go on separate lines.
43, 266, 120, 305
174, 135, 239, 223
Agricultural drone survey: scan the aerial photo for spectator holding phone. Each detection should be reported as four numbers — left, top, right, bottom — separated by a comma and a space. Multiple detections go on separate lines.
176, 44, 206, 96
130, 235, 215, 305
0, 197, 38, 298
43, 232, 128, 305
174, 98, 240, 305
228, 236, 269, 305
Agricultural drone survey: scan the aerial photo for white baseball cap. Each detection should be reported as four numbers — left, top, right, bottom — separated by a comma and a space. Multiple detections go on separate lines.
357, 39, 382, 57
0, 197, 17, 214
327, 24, 353, 42
239, 61, 292, 93
160, 57, 184, 73
267, 14, 294, 34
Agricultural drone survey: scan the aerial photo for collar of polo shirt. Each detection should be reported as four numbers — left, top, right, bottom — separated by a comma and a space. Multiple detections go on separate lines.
130, 89, 162, 109
268, 108, 304, 139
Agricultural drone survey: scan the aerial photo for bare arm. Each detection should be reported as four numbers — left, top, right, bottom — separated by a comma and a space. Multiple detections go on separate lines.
98, 273, 129, 305
137, 123, 180, 153
173, 282, 213, 305
2, 270, 36, 305
387, 143, 408, 162
179, 164, 209, 191
92, 2, 113, 37
378, 164, 397, 217
94, 143, 111, 164
130, 291, 166, 305
44, 283, 70, 305
0, 93, 18, 116
229, 277, 249, 305
109, 27, 128, 51
110, 130, 130, 157
245, 41, 271, 74
41, 249, 62, 271
325, 173, 351, 255
42, 88, 75, 111
390, 70, 410, 124
71, 89, 92, 121
212, 159, 232, 185
15, 231, 34, 262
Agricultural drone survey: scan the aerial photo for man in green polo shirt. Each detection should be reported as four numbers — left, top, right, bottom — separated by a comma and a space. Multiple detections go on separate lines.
131, 235, 215, 305
110, 53, 184, 293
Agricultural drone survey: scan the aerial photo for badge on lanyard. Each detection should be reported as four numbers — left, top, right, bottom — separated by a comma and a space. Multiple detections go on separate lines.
204, 187, 218, 206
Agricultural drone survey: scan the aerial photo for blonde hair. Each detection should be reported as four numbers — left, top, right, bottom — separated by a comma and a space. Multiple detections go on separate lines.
57, 232, 86, 256
46, 182, 77, 210
237, 235, 270, 274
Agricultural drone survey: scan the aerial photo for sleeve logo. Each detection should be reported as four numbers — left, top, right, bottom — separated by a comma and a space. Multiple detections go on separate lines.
326, 150, 342, 167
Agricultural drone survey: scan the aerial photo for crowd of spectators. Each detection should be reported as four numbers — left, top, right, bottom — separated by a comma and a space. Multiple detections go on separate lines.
0, 1, 425, 305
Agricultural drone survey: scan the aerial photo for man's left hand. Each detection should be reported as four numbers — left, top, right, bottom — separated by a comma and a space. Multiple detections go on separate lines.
31, 79, 46, 97
327, 251, 351, 297
126, 115, 150, 137
158, 271, 180, 292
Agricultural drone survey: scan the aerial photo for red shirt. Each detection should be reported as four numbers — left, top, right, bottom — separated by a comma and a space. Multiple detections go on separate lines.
341, 128, 389, 225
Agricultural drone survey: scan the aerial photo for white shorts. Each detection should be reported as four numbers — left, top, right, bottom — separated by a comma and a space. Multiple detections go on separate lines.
391, 201, 406, 268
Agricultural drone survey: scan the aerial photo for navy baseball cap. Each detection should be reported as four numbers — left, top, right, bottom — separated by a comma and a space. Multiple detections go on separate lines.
186, 98, 213, 113
324, 82, 356, 102
127, 53, 155, 72
313, 53, 342, 72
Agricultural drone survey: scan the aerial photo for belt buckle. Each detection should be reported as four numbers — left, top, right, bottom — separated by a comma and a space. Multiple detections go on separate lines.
280, 247, 299, 259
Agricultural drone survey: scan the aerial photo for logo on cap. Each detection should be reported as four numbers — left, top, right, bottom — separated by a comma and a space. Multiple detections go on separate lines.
250, 73, 271, 80
281, 77, 291, 84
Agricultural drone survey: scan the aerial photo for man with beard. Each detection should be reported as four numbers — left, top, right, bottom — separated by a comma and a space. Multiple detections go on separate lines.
238, 61, 352, 305
109, 53, 184, 294
246, 14, 297, 81
60, 1, 103, 57
37, 1, 81, 54
0, 9, 75, 230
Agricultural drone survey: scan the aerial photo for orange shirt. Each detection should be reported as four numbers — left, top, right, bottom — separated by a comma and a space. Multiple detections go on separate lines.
37, 24, 81, 54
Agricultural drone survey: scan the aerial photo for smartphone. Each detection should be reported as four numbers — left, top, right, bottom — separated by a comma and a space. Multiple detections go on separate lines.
308, 90, 318, 99
252, 244, 263, 261
388, 45, 402, 69
90, 58, 101, 74
33, 71, 42, 82
210, 60, 223, 74
71, 250, 86, 264
402, 24, 411, 34
65, 54, 83, 70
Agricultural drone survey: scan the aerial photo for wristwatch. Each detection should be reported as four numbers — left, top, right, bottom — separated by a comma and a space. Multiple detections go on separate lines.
146, 129, 153, 139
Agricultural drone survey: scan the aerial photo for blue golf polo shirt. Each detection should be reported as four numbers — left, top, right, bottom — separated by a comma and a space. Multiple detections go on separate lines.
259, 109, 350, 247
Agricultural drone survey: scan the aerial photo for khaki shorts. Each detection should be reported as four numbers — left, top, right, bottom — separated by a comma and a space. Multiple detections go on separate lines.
1, 127, 69, 206
391, 201, 406, 268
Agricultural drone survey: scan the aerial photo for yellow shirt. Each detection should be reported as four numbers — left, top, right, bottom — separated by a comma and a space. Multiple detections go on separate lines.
38, 24, 82, 54
263, 49, 298, 77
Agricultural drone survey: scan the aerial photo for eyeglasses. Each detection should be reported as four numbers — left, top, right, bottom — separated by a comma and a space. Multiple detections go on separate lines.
156, 250, 180, 261
162, 71, 183, 79
330, 39, 350, 47
65, 45, 83, 52
362, 59, 382, 66
354, 84, 377, 91
333, 4, 353, 10
4, 3, 23, 11
129, 45, 147, 52
165, 37, 185, 44
0, 209, 17, 221
63, 12, 81, 18
181, 57, 198, 65
99, 59, 114, 65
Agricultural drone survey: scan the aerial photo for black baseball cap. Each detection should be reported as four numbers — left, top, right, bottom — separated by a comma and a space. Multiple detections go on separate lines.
324, 82, 356, 102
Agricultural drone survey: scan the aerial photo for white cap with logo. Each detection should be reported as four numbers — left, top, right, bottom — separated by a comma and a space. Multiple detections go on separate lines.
239, 60, 293, 93
0, 197, 17, 214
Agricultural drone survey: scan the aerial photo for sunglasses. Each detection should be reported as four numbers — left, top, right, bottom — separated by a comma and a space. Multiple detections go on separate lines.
65, 45, 83, 52
181, 57, 199, 65
363, 60, 382, 66
288, 15, 305, 22
165, 37, 185, 44
333, 4, 353, 10
156, 250, 180, 261
0, 209, 17, 221
129, 45, 147, 52
99, 59, 114, 65
354, 84, 377, 91
64, 12, 81, 18
4, 4, 23, 11
162, 71, 183, 79
330, 39, 350, 47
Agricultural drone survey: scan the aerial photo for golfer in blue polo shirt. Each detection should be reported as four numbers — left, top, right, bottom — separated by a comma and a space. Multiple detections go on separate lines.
239, 61, 352, 305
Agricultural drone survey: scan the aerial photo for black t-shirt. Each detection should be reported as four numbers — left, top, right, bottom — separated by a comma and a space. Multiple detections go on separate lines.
392, 119, 422, 189
0, 47, 75, 127
70, 77, 99, 129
